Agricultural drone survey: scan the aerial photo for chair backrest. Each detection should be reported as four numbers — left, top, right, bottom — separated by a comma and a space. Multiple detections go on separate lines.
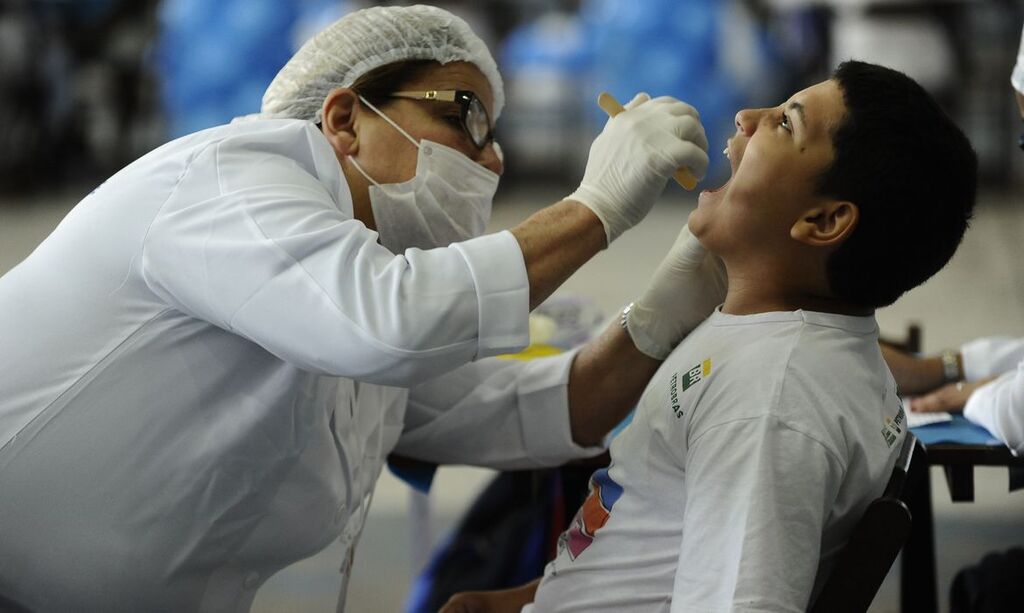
879, 324, 922, 354
808, 433, 920, 613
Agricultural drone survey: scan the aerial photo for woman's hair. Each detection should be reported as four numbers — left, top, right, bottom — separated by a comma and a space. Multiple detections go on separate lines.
349, 60, 439, 108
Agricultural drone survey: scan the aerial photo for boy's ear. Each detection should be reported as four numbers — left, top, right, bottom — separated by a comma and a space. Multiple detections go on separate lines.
321, 88, 360, 156
790, 200, 859, 248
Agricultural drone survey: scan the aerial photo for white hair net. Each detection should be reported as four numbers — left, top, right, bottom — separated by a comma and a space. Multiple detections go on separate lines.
259, 4, 504, 123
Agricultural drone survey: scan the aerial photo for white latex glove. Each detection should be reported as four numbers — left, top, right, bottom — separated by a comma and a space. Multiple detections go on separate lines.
568, 94, 709, 245
625, 225, 727, 359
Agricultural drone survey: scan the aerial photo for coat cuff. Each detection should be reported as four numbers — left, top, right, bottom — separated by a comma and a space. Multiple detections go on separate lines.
1013, 27, 1024, 94
960, 336, 1024, 382
963, 370, 1022, 453
516, 349, 607, 464
451, 231, 530, 359
962, 373, 1001, 424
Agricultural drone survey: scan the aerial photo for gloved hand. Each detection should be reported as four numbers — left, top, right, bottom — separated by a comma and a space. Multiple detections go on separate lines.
625, 225, 727, 359
568, 93, 709, 245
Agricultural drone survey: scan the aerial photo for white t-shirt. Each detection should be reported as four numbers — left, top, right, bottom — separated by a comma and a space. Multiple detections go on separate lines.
529, 308, 906, 613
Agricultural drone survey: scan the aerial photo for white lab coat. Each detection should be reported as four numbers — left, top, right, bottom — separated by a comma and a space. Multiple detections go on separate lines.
0, 119, 601, 612
961, 336, 1024, 454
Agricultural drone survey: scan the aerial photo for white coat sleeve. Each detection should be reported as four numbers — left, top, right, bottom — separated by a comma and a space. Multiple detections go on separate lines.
1012, 24, 1024, 94
670, 416, 844, 613
960, 336, 1024, 382
963, 364, 1024, 454
394, 351, 607, 469
140, 137, 529, 386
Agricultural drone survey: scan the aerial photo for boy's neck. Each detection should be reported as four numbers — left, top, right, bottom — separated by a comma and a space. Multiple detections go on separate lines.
721, 268, 874, 317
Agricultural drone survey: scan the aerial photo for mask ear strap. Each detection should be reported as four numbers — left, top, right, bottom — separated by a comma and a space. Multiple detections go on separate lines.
358, 95, 421, 149
348, 156, 381, 188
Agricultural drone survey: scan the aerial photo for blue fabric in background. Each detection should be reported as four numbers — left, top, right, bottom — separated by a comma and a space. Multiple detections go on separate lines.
912, 414, 1003, 447
157, 0, 306, 137
158, 0, 785, 179
387, 457, 437, 495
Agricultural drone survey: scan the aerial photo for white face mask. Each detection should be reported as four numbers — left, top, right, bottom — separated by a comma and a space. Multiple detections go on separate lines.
348, 96, 500, 253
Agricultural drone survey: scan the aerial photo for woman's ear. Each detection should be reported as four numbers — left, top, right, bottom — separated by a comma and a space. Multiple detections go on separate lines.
790, 200, 859, 248
321, 88, 360, 156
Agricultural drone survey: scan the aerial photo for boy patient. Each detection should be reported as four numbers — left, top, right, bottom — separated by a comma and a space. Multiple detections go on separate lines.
443, 60, 977, 612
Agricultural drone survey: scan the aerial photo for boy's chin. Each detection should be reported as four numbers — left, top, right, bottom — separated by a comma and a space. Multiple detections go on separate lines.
685, 211, 715, 250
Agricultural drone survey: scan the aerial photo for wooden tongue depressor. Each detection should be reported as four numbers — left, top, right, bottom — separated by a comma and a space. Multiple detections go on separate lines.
597, 92, 699, 190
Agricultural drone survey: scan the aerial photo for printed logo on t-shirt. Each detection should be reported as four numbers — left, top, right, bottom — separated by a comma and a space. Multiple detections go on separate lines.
881, 404, 906, 447
559, 468, 623, 561
669, 359, 712, 418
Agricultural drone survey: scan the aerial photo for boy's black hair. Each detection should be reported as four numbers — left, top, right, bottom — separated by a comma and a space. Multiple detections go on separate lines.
819, 61, 977, 308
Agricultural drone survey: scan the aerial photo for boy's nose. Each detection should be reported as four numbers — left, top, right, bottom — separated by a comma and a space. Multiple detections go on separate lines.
734, 108, 761, 136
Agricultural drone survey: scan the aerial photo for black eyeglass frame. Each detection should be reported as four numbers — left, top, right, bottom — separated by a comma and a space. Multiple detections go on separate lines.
389, 89, 494, 149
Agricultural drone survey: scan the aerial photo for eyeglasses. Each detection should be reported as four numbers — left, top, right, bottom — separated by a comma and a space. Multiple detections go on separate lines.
389, 90, 494, 149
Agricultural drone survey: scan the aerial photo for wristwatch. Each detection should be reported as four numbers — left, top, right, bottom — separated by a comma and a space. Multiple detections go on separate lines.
940, 349, 961, 383
620, 302, 634, 332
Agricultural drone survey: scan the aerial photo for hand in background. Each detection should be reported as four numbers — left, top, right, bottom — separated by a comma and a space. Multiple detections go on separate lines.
879, 344, 950, 396
909, 377, 997, 413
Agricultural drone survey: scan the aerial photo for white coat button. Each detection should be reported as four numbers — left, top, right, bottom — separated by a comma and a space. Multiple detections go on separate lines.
422, 145, 433, 156
243, 572, 260, 590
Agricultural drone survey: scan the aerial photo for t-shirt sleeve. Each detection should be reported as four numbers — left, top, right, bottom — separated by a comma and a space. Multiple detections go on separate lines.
140, 140, 529, 386
670, 416, 844, 613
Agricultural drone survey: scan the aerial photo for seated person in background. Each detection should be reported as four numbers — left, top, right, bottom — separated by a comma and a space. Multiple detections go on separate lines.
880, 27, 1024, 454
441, 60, 978, 613
883, 338, 1024, 454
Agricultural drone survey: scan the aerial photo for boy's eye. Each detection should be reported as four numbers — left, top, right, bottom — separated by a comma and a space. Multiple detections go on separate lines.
780, 112, 792, 132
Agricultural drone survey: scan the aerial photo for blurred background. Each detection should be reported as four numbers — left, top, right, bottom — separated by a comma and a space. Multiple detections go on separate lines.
1, 0, 1023, 612
1, 0, 1022, 193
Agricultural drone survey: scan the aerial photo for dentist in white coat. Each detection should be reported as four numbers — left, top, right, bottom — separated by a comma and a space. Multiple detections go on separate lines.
0, 5, 722, 612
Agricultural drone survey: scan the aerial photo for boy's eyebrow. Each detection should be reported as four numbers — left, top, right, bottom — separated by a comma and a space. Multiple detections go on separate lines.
787, 101, 807, 131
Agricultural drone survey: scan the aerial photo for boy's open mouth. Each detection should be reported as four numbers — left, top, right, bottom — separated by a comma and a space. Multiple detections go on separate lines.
703, 140, 739, 195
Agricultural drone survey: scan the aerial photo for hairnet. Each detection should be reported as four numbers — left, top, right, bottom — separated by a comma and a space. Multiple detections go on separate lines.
260, 4, 504, 123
